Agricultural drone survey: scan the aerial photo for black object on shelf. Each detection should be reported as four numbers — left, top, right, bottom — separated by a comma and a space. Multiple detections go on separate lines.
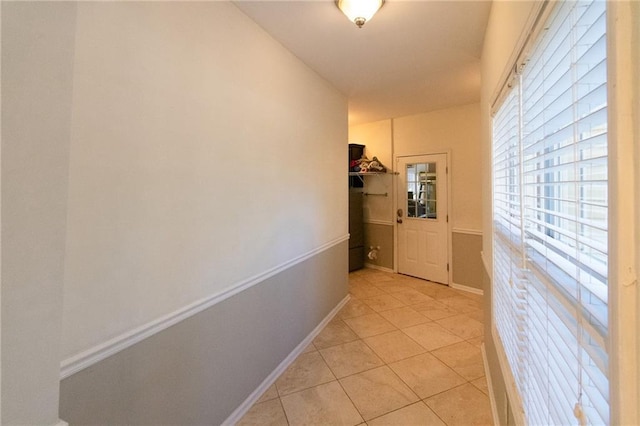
348, 143, 365, 188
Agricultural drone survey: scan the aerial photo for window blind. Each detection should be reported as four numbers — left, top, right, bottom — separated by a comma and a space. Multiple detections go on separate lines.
492, 0, 609, 424
492, 80, 527, 392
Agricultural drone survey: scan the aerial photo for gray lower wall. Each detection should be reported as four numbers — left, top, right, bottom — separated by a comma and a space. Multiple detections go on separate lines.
483, 261, 514, 426
363, 223, 394, 270
362, 226, 483, 288
452, 232, 483, 291
59, 241, 348, 425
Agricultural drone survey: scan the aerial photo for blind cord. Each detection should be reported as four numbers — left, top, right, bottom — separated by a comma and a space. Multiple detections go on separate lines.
570, 3, 585, 423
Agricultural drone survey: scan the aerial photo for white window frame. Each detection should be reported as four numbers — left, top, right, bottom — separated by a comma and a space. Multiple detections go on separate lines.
605, 1, 639, 424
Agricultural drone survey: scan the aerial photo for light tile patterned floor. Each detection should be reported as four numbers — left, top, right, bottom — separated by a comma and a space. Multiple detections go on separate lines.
237, 268, 493, 426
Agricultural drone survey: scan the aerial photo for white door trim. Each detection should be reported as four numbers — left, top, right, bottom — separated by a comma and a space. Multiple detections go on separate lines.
393, 151, 452, 286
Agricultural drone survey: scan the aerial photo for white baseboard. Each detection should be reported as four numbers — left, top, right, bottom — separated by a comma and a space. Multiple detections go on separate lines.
451, 282, 484, 295
364, 263, 394, 273
222, 294, 351, 425
481, 343, 500, 426
55, 420, 69, 426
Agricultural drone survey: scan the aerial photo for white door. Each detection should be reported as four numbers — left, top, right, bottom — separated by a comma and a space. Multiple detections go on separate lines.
396, 154, 449, 284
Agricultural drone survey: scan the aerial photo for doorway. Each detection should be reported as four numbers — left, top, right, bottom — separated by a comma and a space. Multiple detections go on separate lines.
395, 153, 449, 284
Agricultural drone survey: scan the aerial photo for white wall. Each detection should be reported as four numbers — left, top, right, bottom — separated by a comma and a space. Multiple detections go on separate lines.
635, 1, 640, 411
2, 2, 348, 421
61, 2, 347, 362
394, 103, 482, 231
2, 3, 77, 424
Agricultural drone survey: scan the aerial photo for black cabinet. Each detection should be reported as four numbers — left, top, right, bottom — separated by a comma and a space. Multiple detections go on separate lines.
348, 191, 364, 271
348, 143, 365, 271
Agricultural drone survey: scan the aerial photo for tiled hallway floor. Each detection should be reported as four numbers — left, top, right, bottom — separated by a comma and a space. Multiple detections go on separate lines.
237, 268, 493, 426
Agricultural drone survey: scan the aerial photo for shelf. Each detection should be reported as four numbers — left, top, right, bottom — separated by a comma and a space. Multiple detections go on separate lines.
349, 171, 389, 187
348, 171, 387, 176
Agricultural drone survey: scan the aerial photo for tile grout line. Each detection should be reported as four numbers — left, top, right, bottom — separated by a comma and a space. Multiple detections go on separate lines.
240, 269, 488, 425
334, 373, 366, 425
276, 397, 290, 426
355, 277, 488, 424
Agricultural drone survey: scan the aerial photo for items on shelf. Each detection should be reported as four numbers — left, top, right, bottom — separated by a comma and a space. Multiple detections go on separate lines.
349, 155, 387, 173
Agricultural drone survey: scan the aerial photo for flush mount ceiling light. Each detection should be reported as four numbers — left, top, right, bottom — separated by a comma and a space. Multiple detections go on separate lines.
335, 0, 385, 28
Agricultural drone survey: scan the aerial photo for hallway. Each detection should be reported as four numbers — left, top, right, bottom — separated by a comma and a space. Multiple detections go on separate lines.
238, 269, 492, 425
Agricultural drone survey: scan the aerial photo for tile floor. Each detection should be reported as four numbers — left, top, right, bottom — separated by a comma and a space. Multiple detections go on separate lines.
237, 268, 493, 426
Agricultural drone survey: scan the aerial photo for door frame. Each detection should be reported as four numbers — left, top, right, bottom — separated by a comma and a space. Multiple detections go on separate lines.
393, 151, 452, 287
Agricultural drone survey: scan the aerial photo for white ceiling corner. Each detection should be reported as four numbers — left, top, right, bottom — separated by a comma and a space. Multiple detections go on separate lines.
233, 0, 492, 125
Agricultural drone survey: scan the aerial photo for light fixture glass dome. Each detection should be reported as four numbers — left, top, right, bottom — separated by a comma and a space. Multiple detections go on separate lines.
336, 0, 384, 28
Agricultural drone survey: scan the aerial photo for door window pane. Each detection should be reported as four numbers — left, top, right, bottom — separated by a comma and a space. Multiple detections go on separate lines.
406, 162, 436, 219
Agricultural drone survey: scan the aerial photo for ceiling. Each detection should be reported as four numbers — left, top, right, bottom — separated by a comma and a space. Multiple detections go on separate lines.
233, 1, 492, 125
